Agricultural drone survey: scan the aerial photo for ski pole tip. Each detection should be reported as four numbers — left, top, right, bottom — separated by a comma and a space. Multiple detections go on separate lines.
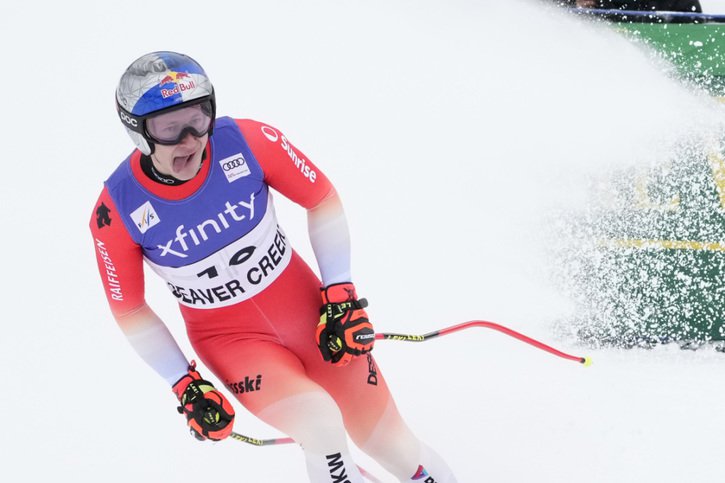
581, 356, 592, 367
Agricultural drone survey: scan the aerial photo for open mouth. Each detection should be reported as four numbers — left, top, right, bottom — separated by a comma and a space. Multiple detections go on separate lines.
172, 153, 195, 173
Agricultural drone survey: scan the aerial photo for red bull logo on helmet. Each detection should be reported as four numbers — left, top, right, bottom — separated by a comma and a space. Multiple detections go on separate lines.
159, 71, 196, 99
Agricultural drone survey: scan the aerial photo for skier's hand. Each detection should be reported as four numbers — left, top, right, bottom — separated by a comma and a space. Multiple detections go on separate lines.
172, 362, 235, 441
316, 282, 375, 366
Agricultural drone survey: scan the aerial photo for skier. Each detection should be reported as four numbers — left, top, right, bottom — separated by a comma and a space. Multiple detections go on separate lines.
90, 51, 457, 483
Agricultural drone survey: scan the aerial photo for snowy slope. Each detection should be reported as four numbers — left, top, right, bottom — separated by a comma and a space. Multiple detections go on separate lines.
2, 1, 724, 482
685, 0, 725, 13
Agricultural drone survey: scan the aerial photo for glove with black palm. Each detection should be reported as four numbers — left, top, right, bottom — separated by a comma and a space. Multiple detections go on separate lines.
172, 362, 235, 441
316, 282, 375, 366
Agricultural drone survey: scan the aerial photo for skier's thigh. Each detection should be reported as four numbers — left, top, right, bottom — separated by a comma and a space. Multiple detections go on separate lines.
194, 338, 327, 416
306, 352, 398, 442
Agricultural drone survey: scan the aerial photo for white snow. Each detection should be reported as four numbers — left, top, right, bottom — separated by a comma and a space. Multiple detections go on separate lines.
701, 0, 725, 13
2, 1, 724, 482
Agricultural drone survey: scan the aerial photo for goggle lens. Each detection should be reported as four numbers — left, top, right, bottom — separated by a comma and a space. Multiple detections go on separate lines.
146, 101, 213, 145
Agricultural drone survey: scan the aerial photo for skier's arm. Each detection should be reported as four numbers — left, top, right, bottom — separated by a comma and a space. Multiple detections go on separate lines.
112, 304, 190, 385
90, 188, 189, 385
236, 119, 351, 285
238, 120, 374, 365
306, 191, 351, 285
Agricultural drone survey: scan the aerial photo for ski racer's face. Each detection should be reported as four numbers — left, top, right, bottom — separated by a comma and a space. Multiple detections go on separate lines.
150, 131, 208, 181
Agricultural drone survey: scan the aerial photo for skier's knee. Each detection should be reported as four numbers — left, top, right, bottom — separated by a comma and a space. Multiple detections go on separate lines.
257, 391, 347, 453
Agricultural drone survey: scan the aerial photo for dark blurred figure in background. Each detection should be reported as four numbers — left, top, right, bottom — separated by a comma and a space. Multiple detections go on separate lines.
555, 0, 702, 12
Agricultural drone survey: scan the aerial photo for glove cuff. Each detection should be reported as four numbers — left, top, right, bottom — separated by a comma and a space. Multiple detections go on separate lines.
322, 282, 357, 304
171, 362, 202, 400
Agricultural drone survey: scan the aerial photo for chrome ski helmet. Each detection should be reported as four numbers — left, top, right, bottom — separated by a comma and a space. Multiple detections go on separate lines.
115, 51, 216, 155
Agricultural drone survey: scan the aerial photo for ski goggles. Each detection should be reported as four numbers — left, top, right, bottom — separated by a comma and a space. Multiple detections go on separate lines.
117, 95, 216, 146
145, 99, 214, 145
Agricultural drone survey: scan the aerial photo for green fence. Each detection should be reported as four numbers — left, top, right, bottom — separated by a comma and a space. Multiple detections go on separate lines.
618, 22, 725, 97
556, 15, 725, 347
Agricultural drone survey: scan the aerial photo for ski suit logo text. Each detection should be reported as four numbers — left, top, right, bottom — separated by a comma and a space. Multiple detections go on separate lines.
326, 453, 351, 483
226, 375, 262, 394
158, 192, 256, 258
95, 239, 124, 301
366, 353, 378, 386
260, 125, 317, 183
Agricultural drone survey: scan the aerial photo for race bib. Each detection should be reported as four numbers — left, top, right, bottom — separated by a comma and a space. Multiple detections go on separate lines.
145, 204, 291, 308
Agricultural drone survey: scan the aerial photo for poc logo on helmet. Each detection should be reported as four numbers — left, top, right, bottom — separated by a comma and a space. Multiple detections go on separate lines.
119, 111, 138, 127
218, 153, 251, 183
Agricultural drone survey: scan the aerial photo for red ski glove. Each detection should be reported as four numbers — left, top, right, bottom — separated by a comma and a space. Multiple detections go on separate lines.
316, 283, 375, 366
172, 362, 235, 441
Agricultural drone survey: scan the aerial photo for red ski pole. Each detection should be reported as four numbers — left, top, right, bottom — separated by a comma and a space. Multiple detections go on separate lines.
375, 320, 591, 366
229, 319, 590, 459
